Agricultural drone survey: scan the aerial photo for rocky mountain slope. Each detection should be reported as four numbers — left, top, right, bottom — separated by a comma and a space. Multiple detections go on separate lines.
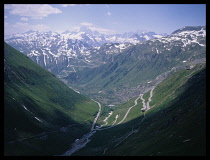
4, 26, 166, 75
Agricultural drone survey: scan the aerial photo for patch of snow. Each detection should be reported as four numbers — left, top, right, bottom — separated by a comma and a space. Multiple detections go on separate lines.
21, 104, 30, 112
156, 48, 159, 54
48, 50, 59, 58
94, 47, 100, 50
75, 90, 80, 94
43, 54, 46, 66
95, 37, 102, 42
35, 117, 43, 122
153, 35, 163, 38
183, 139, 191, 143
84, 57, 91, 63
144, 35, 150, 40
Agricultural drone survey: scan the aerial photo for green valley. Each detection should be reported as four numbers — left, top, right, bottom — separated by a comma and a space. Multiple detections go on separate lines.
70, 61, 206, 156
4, 42, 100, 156
4, 25, 206, 157
64, 26, 206, 105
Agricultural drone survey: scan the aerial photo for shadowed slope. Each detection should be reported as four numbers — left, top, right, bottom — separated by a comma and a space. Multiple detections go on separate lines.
4, 42, 99, 156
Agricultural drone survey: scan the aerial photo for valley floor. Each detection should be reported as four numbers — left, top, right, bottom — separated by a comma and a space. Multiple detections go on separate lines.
64, 62, 206, 156
60, 87, 155, 156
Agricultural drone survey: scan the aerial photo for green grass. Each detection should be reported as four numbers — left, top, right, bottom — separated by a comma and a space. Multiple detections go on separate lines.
4, 41, 206, 156
71, 62, 206, 156
97, 96, 144, 127
65, 40, 205, 105
4, 42, 99, 156
104, 62, 206, 156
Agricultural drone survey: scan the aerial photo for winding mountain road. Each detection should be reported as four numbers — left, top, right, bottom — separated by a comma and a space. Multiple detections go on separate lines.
111, 88, 155, 148
61, 87, 155, 156
140, 94, 147, 111
100, 111, 113, 127
116, 96, 141, 125
146, 88, 155, 110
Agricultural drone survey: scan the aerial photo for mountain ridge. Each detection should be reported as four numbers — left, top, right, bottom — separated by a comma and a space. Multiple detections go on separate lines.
4, 26, 167, 75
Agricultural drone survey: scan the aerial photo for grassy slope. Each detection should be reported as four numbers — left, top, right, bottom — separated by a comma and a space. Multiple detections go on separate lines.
106, 62, 206, 156
65, 40, 205, 105
72, 62, 206, 156
97, 96, 143, 127
4, 42, 99, 156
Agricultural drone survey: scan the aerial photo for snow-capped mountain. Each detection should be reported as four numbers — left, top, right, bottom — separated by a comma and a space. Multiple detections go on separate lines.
148, 26, 206, 54
64, 26, 206, 105
5, 26, 205, 78
4, 26, 166, 75
58, 26, 166, 46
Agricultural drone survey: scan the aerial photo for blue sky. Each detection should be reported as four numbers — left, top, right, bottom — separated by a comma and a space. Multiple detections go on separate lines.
4, 4, 206, 35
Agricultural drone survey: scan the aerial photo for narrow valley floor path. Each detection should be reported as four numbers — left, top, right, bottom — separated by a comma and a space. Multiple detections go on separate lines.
60, 99, 102, 156
60, 87, 155, 156
90, 99, 102, 131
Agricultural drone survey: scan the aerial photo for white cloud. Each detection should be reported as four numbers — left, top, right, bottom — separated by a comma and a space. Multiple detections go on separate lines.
61, 4, 77, 7
61, 4, 90, 7
4, 16, 8, 18
89, 26, 115, 35
66, 24, 115, 35
5, 4, 62, 19
80, 22, 93, 26
107, 11, 112, 16
20, 17, 28, 21
4, 22, 50, 35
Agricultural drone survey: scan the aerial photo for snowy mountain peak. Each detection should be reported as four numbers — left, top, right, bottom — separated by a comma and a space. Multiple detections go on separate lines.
171, 26, 205, 35
4, 25, 206, 80
151, 25, 206, 49
77, 26, 93, 35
